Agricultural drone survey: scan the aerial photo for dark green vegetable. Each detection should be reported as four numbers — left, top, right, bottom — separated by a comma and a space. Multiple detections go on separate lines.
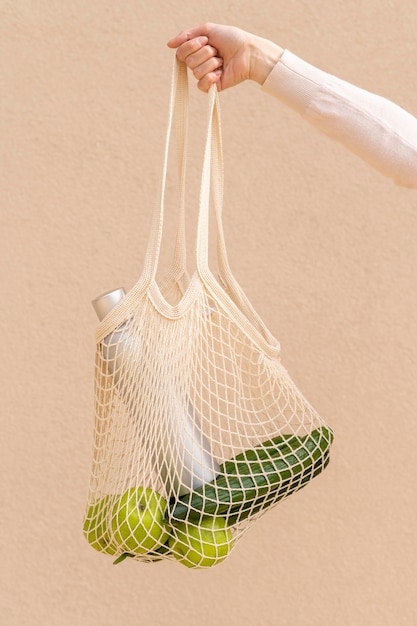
113, 553, 135, 565
169, 426, 333, 523
226, 451, 330, 525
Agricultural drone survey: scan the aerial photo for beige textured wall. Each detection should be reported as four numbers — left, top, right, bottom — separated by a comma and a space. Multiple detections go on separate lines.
2, 1, 417, 625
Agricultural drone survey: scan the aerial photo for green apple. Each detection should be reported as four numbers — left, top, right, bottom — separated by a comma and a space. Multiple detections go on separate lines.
83, 495, 117, 555
169, 516, 233, 568
111, 487, 169, 555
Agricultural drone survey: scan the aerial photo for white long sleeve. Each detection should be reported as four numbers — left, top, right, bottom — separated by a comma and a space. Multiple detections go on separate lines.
262, 50, 417, 189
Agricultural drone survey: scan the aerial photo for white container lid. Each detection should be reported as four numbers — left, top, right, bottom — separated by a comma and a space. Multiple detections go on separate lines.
91, 287, 126, 321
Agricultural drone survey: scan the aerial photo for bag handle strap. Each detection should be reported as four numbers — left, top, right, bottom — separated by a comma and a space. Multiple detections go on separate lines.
141, 57, 238, 296
169, 59, 190, 292
196, 80, 224, 275
195, 71, 237, 288
197, 68, 279, 340
140, 58, 189, 289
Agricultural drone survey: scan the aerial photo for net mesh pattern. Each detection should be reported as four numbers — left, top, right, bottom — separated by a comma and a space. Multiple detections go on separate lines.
83, 60, 333, 569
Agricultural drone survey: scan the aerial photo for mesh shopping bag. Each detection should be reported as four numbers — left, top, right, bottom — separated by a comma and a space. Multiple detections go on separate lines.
83, 59, 334, 568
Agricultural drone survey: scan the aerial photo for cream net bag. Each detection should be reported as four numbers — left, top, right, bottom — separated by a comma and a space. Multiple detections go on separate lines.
83, 59, 334, 569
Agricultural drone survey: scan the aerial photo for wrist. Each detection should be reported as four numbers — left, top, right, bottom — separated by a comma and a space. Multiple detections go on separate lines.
248, 36, 284, 85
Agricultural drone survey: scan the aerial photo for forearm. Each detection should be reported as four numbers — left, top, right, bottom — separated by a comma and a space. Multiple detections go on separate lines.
168, 24, 417, 188
262, 51, 417, 189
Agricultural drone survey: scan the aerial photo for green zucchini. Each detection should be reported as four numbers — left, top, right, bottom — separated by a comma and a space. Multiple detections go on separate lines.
227, 450, 330, 525
169, 426, 333, 523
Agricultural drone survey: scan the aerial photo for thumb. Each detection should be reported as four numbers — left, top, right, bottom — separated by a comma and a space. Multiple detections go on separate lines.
167, 25, 210, 48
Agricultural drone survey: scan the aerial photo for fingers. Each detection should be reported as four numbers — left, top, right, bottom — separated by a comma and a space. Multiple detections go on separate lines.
167, 24, 224, 92
169, 34, 223, 87
196, 69, 222, 93
174, 36, 210, 63
179, 44, 223, 78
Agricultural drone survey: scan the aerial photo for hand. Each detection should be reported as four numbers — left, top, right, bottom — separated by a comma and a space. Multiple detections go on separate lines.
167, 23, 283, 92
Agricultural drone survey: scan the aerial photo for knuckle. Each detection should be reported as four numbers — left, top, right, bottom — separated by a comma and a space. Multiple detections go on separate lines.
175, 47, 186, 62
193, 66, 203, 79
189, 38, 203, 55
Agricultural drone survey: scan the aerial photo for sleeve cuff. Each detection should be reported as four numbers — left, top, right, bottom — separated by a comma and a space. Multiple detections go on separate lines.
262, 50, 331, 114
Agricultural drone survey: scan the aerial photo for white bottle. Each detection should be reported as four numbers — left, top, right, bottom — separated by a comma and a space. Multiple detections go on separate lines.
92, 288, 220, 496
